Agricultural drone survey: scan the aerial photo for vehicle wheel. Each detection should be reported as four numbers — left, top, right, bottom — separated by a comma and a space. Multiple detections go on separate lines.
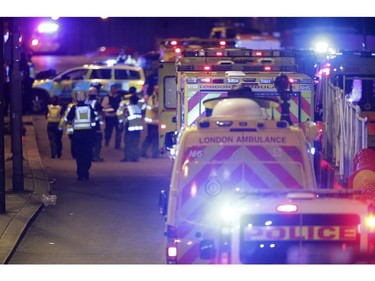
30, 90, 49, 114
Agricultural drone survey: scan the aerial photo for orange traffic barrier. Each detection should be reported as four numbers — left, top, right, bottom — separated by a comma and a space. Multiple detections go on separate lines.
353, 148, 375, 171
348, 148, 375, 199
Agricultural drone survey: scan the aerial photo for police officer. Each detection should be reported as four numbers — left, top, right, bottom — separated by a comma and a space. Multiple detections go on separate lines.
46, 95, 63, 159
59, 98, 76, 159
86, 86, 104, 162
66, 91, 96, 181
101, 84, 123, 149
141, 85, 160, 158
120, 94, 143, 162
116, 86, 144, 126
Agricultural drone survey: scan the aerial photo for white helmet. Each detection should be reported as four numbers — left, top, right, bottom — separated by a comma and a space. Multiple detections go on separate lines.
88, 86, 98, 96
75, 91, 87, 102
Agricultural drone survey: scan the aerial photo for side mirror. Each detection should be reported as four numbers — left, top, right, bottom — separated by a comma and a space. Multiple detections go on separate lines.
164, 131, 177, 151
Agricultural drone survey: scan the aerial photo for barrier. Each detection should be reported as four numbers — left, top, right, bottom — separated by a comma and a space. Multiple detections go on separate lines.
353, 148, 375, 171
348, 148, 375, 199
322, 78, 368, 184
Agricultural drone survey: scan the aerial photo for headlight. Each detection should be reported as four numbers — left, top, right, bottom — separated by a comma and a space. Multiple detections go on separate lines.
366, 215, 375, 231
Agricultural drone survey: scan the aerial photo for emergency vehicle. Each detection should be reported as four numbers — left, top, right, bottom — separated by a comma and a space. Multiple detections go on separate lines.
32, 63, 145, 114
157, 39, 236, 151
209, 25, 281, 50
167, 49, 316, 150
159, 37, 235, 63
159, 94, 375, 264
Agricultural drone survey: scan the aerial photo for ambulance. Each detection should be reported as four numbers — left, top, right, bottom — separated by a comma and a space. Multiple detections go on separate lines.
157, 48, 317, 151
158, 40, 236, 152
159, 93, 375, 264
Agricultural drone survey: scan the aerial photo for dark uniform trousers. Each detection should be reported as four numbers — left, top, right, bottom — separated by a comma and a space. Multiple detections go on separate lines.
124, 126, 141, 161
141, 124, 159, 158
104, 115, 123, 149
92, 130, 103, 160
47, 122, 63, 158
72, 129, 94, 179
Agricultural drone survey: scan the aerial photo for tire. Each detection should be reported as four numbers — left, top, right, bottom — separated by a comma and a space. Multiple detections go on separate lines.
30, 89, 50, 115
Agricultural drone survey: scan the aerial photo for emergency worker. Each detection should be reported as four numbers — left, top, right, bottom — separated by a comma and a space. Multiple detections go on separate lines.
66, 91, 96, 181
86, 86, 104, 162
46, 95, 63, 159
101, 84, 123, 149
116, 86, 145, 127
141, 85, 160, 158
128, 86, 146, 111
59, 98, 76, 158
120, 94, 143, 162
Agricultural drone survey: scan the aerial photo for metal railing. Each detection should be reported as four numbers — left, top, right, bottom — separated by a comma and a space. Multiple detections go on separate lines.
322, 78, 368, 184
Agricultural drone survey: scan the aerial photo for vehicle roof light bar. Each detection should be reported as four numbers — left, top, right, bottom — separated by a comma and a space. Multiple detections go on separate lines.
182, 49, 297, 58
176, 64, 297, 72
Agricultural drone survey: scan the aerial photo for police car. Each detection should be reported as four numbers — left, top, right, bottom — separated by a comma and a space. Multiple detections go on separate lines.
31, 63, 145, 114
159, 95, 375, 264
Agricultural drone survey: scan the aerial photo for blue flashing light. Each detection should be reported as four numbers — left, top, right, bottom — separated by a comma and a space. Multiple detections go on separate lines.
199, 121, 210, 128
37, 21, 59, 34
105, 59, 117, 66
227, 78, 240, 84
276, 121, 288, 128
216, 121, 233, 127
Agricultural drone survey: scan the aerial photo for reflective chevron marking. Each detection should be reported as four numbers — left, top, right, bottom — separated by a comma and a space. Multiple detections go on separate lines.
175, 144, 306, 263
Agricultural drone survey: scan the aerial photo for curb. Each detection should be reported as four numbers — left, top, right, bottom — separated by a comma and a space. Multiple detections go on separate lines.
0, 116, 51, 264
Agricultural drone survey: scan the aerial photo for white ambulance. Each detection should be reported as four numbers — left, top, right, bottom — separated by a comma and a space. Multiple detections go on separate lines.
159, 95, 375, 264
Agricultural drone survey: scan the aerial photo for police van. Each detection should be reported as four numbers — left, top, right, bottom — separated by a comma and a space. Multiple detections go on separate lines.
159, 94, 375, 264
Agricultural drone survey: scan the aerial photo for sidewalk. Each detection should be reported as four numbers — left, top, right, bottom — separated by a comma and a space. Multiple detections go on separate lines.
0, 115, 51, 264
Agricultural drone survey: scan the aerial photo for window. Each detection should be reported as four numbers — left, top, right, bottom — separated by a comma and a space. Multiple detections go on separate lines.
115, 69, 141, 80
164, 76, 177, 110
62, 69, 88, 80
90, 69, 111, 79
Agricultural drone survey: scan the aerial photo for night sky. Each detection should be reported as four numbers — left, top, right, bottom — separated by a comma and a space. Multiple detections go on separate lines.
277, 17, 375, 34
14, 17, 375, 55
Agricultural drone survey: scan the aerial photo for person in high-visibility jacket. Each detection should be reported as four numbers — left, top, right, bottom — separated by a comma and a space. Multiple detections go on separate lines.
46, 95, 63, 159
120, 94, 144, 162
59, 99, 76, 159
66, 91, 96, 181
86, 86, 104, 162
141, 85, 160, 158
101, 84, 123, 149
117, 86, 145, 124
